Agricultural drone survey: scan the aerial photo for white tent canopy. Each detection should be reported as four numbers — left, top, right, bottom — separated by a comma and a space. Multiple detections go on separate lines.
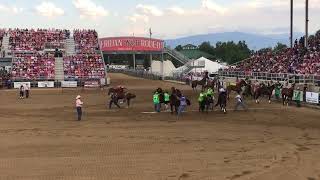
173, 57, 227, 74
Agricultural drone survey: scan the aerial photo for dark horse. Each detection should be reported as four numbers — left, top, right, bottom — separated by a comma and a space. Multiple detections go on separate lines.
108, 87, 136, 108
191, 77, 207, 91
254, 84, 275, 104
226, 80, 247, 99
282, 83, 295, 106
215, 91, 227, 113
170, 87, 191, 114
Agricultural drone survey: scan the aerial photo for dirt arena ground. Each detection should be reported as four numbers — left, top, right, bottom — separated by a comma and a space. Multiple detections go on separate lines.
0, 73, 320, 180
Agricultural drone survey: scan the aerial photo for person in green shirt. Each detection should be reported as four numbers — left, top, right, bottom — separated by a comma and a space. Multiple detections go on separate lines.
153, 91, 160, 112
198, 90, 206, 112
274, 81, 282, 100
207, 87, 214, 97
294, 87, 302, 107
164, 91, 170, 111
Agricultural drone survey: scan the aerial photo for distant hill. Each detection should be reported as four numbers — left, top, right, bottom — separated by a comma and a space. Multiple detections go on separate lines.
165, 32, 304, 50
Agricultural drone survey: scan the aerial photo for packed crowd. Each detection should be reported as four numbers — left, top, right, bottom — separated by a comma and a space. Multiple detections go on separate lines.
63, 54, 105, 79
8, 29, 69, 51
231, 31, 320, 75
11, 53, 55, 80
73, 29, 99, 54
0, 29, 6, 48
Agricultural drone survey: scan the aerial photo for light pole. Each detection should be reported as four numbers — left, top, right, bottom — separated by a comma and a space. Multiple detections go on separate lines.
149, 28, 153, 73
305, 0, 309, 48
290, 0, 293, 48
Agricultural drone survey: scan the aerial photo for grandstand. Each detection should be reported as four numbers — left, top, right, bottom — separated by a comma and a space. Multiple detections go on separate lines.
0, 28, 106, 86
220, 30, 320, 85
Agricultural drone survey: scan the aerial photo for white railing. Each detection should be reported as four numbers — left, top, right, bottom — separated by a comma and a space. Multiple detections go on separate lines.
219, 70, 320, 85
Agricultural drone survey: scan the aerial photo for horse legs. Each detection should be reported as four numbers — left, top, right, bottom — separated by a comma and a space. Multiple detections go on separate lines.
268, 95, 271, 104
127, 98, 130, 108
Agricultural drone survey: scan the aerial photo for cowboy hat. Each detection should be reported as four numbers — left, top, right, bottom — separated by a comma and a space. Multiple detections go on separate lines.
76, 95, 81, 99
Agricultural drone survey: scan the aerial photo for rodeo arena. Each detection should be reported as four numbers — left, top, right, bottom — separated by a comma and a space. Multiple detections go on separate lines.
1, 9, 320, 180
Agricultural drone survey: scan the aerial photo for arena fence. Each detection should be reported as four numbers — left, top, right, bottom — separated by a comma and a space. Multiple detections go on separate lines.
219, 70, 320, 86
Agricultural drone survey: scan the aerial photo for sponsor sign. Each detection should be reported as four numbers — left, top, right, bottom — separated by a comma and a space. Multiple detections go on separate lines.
38, 81, 54, 88
61, 81, 77, 88
100, 37, 164, 52
14, 82, 31, 89
306, 92, 319, 104
109, 65, 129, 70
84, 81, 100, 88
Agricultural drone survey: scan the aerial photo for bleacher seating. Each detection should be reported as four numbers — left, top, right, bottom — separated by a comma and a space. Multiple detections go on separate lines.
63, 54, 105, 79
63, 29, 105, 80
8, 28, 69, 52
73, 29, 99, 54
11, 53, 55, 80
232, 32, 320, 75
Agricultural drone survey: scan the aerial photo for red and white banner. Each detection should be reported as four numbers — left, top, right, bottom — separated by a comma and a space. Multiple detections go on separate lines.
99, 37, 164, 52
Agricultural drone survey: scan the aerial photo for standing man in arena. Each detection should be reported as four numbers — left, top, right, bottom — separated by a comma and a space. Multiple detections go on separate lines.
24, 84, 30, 99
198, 89, 206, 112
164, 91, 170, 111
177, 94, 187, 116
75, 95, 84, 121
153, 91, 160, 112
19, 85, 24, 99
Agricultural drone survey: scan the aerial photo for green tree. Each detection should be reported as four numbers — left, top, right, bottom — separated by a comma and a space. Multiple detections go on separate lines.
199, 42, 214, 54
316, 29, 320, 38
175, 45, 183, 51
273, 43, 288, 53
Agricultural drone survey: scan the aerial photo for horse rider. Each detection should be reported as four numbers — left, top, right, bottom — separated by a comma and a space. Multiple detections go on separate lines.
198, 89, 206, 112
215, 87, 227, 112
153, 91, 160, 112
164, 91, 170, 111
109, 92, 120, 109
234, 93, 247, 111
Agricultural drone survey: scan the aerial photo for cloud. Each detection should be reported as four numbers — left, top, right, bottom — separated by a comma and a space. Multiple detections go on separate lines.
35, 2, 64, 17
0, 4, 23, 14
136, 4, 163, 16
73, 0, 108, 18
201, 0, 227, 14
166, 7, 185, 15
127, 13, 149, 23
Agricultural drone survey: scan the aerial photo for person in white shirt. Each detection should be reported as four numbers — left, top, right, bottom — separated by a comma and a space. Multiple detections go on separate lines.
235, 93, 247, 111
75, 95, 84, 121
24, 84, 30, 98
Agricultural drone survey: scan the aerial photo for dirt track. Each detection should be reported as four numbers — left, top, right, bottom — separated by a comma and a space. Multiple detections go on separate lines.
0, 73, 320, 180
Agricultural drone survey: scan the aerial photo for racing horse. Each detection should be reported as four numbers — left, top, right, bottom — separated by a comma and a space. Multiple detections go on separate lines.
226, 79, 247, 99
170, 87, 191, 114
282, 83, 295, 106
215, 91, 227, 113
254, 83, 275, 104
191, 77, 208, 91
108, 87, 136, 108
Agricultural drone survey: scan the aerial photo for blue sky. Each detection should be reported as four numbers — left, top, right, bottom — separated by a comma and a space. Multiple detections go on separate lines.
0, 0, 320, 39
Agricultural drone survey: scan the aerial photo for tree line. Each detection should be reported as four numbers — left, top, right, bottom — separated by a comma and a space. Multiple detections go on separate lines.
175, 41, 290, 65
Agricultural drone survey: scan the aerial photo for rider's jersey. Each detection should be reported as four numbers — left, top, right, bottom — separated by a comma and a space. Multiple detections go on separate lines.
153, 93, 160, 104
198, 93, 205, 102
164, 93, 170, 102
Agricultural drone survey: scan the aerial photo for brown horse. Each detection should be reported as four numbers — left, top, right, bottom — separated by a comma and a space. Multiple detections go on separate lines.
254, 84, 275, 104
191, 77, 207, 91
226, 79, 247, 99
282, 83, 295, 106
108, 87, 136, 107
